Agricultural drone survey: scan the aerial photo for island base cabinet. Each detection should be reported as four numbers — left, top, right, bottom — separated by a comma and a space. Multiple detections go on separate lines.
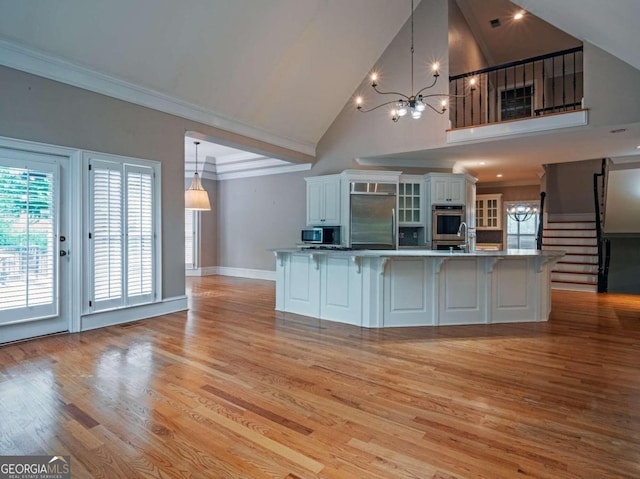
275, 252, 363, 325
280, 253, 320, 318
491, 258, 549, 323
383, 259, 436, 327
438, 258, 485, 325
320, 256, 363, 326
274, 250, 560, 328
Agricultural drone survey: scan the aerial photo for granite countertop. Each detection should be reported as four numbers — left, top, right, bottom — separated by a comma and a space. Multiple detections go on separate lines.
272, 248, 565, 259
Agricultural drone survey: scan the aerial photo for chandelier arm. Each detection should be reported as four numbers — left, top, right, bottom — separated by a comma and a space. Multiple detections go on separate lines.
357, 100, 401, 113
414, 77, 439, 97
425, 103, 446, 114
419, 93, 461, 99
371, 85, 411, 100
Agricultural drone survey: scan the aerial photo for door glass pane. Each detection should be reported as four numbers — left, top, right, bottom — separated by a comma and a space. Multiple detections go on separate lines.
0, 162, 56, 323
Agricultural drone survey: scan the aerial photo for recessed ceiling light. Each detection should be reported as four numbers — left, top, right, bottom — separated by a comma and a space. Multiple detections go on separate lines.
514, 11, 525, 20
479, 161, 486, 165
636, 145, 640, 149
496, 174, 503, 178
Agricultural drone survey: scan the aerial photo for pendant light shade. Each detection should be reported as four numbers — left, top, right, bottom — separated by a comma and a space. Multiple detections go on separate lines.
185, 141, 211, 211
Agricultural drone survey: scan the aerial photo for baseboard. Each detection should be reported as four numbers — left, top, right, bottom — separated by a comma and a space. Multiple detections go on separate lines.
216, 266, 276, 281
547, 213, 595, 223
185, 266, 218, 277
80, 295, 188, 331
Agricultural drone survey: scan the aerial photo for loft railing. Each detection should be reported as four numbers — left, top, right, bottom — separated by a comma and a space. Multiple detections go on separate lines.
449, 46, 584, 129
536, 192, 546, 250
593, 159, 611, 293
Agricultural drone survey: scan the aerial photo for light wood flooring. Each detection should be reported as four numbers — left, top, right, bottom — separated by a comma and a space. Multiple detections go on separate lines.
1, 275, 640, 478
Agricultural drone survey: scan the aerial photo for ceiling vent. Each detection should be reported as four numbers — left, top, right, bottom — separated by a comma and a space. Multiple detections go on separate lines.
490, 18, 501, 28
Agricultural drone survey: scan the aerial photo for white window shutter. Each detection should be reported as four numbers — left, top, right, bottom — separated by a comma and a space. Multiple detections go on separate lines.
125, 165, 154, 304
90, 160, 123, 310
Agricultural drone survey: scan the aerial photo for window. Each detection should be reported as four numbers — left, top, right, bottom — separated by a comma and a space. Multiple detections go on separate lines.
185, 209, 197, 270
86, 155, 159, 312
501, 85, 533, 121
506, 202, 539, 250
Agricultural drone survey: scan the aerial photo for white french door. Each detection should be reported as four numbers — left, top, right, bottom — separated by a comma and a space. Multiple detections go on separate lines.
0, 148, 70, 344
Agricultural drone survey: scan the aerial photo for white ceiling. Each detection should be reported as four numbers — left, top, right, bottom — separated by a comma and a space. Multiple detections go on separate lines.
455, 0, 581, 67
0, 0, 639, 184
184, 134, 310, 181
0, 0, 413, 150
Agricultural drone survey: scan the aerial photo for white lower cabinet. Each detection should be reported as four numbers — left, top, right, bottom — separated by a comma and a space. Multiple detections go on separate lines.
277, 252, 362, 324
275, 251, 559, 328
282, 253, 321, 318
383, 259, 435, 327
438, 258, 484, 325
320, 255, 362, 326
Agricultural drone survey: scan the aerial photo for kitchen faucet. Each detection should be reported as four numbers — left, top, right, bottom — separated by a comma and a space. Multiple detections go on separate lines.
457, 221, 469, 253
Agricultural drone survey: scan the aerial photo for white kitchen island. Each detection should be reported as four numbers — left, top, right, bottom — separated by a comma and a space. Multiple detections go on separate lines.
272, 248, 564, 328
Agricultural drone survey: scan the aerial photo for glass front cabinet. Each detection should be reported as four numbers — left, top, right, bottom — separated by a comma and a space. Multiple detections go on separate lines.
398, 178, 422, 225
476, 194, 502, 230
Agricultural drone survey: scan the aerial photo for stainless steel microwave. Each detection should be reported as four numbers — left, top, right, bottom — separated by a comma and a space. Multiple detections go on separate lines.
432, 205, 465, 240
301, 226, 340, 244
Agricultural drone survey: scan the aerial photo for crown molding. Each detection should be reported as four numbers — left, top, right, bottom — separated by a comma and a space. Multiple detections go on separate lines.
199, 162, 311, 181
0, 39, 316, 157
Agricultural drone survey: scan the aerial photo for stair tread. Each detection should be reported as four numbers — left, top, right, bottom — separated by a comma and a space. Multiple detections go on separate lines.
556, 261, 598, 265
543, 236, 597, 239
544, 228, 596, 231
552, 279, 598, 285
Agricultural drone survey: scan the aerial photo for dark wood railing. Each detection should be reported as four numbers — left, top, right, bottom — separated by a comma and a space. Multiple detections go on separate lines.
449, 47, 583, 129
536, 192, 546, 251
593, 159, 610, 293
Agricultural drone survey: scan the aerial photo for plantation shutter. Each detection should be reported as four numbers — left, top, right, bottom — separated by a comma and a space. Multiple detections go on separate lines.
125, 165, 154, 304
91, 160, 123, 310
89, 157, 156, 312
185, 210, 195, 269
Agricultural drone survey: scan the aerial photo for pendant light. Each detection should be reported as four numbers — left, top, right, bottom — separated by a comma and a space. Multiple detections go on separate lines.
185, 141, 211, 211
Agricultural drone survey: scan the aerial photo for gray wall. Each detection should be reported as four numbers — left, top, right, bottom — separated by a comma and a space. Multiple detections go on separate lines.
448, 0, 488, 77
217, 171, 307, 271
199, 178, 219, 269
477, 184, 541, 203
608, 238, 640, 294
545, 159, 602, 214
0, 65, 309, 295
314, 0, 449, 175
584, 43, 640, 128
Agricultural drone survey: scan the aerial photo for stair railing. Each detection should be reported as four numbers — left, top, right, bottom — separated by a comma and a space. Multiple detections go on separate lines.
536, 191, 546, 250
593, 159, 611, 293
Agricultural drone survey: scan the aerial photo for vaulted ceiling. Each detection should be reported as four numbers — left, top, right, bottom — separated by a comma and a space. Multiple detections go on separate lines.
0, 0, 639, 183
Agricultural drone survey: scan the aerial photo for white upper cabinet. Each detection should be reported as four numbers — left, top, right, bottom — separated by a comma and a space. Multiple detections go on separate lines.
428, 174, 466, 205
305, 175, 341, 226
476, 194, 502, 230
398, 175, 423, 225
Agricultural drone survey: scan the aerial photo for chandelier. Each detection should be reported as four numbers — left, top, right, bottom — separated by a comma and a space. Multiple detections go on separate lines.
355, 0, 452, 122
185, 141, 211, 211
508, 204, 538, 222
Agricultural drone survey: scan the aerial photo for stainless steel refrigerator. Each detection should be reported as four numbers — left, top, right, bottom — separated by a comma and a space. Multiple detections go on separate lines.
350, 182, 396, 249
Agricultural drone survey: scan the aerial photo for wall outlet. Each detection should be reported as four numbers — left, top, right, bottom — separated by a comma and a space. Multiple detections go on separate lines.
412, 232, 418, 239
399, 232, 405, 239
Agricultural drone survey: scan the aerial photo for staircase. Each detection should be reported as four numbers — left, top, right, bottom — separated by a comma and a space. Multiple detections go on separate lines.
542, 220, 598, 292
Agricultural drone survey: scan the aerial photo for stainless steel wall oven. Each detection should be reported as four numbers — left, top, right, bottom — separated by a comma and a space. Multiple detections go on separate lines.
432, 205, 465, 241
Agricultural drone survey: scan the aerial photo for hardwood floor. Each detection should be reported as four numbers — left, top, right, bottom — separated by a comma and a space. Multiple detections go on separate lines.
1, 276, 640, 478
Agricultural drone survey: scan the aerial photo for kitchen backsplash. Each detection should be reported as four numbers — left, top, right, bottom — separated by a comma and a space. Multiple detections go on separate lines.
476, 230, 503, 243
